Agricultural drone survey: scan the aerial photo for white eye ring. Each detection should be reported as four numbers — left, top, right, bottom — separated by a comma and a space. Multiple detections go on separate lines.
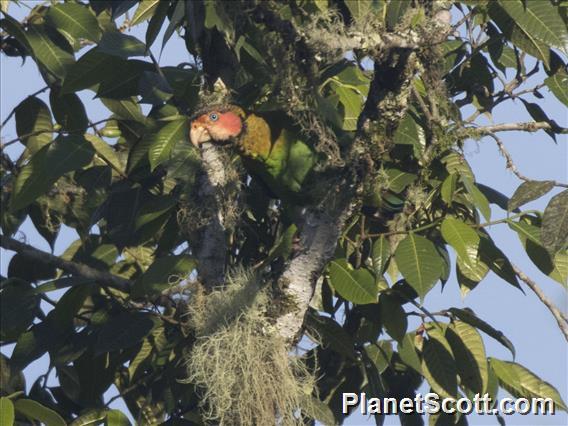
209, 113, 219, 121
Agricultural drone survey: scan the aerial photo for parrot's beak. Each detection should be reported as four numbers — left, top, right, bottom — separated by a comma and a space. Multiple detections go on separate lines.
190, 123, 211, 147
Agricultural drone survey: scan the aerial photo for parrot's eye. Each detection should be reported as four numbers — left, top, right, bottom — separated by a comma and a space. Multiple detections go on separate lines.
209, 113, 219, 121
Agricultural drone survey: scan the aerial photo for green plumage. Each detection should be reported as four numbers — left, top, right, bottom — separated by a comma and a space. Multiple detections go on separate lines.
238, 113, 316, 201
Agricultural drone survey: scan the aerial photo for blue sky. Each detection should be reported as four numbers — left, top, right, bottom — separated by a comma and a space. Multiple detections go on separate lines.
1, 3, 566, 425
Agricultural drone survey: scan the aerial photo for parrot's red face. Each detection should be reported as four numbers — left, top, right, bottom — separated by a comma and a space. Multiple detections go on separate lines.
189, 110, 244, 147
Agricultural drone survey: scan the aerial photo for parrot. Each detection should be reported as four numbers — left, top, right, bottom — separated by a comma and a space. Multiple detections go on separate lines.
189, 105, 317, 202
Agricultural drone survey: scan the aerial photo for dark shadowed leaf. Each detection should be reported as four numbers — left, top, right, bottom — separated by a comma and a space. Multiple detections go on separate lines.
46, 2, 102, 43
379, 294, 407, 343
498, 0, 567, 53
14, 96, 53, 154
11, 135, 95, 211
96, 59, 154, 99
100, 97, 146, 123
509, 180, 555, 212
26, 24, 75, 80
50, 88, 88, 132
132, 255, 196, 298
446, 321, 488, 395
449, 308, 515, 358
61, 49, 123, 93
0, 280, 40, 340
541, 190, 568, 254
96, 312, 157, 353
545, 70, 568, 107
98, 31, 146, 58
422, 328, 457, 399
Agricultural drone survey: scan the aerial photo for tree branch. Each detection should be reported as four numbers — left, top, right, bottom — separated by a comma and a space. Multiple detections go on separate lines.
512, 263, 568, 342
192, 143, 233, 288
0, 235, 132, 291
471, 122, 567, 134
485, 133, 568, 188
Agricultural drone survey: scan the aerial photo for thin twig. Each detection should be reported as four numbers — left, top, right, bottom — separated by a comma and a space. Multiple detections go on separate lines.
486, 133, 568, 188
512, 263, 568, 342
0, 86, 49, 130
0, 118, 114, 150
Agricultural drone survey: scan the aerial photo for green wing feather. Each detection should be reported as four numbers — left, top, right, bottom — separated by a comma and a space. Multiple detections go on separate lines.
238, 114, 316, 198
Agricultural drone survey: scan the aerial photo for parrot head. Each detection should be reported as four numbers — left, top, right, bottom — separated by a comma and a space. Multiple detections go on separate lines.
189, 106, 246, 147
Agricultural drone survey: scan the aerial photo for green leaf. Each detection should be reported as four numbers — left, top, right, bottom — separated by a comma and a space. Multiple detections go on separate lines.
26, 24, 75, 79
328, 260, 378, 304
0, 281, 39, 340
14, 96, 53, 155
344, 0, 384, 22
508, 218, 565, 286
478, 233, 521, 290
395, 234, 443, 299
379, 294, 407, 343
422, 328, 458, 399
139, 71, 174, 105
96, 312, 157, 353
490, 358, 567, 411
300, 395, 336, 426
105, 410, 131, 426
331, 81, 365, 131
441, 174, 457, 205
146, 0, 169, 50
442, 152, 474, 180
98, 31, 146, 58
11, 135, 95, 211
448, 308, 515, 358
394, 114, 425, 157
365, 341, 393, 374
132, 255, 196, 298
62, 49, 123, 94
398, 333, 422, 374
69, 409, 108, 426
96, 59, 153, 99
545, 70, 568, 107
541, 190, 568, 254
100, 97, 146, 123
50, 88, 88, 132
262, 224, 298, 267
14, 398, 66, 426
134, 195, 176, 230
477, 182, 514, 212
46, 2, 102, 43
130, 0, 160, 26
128, 339, 153, 380
489, 2, 552, 68
498, 0, 567, 53
446, 321, 488, 395
508, 180, 554, 212
84, 134, 124, 174
306, 311, 356, 359
386, 168, 417, 193
372, 236, 391, 276
147, 118, 187, 170
441, 217, 482, 277
386, 0, 410, 30
462, 177, 491, 221
0, 397, 15, 426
